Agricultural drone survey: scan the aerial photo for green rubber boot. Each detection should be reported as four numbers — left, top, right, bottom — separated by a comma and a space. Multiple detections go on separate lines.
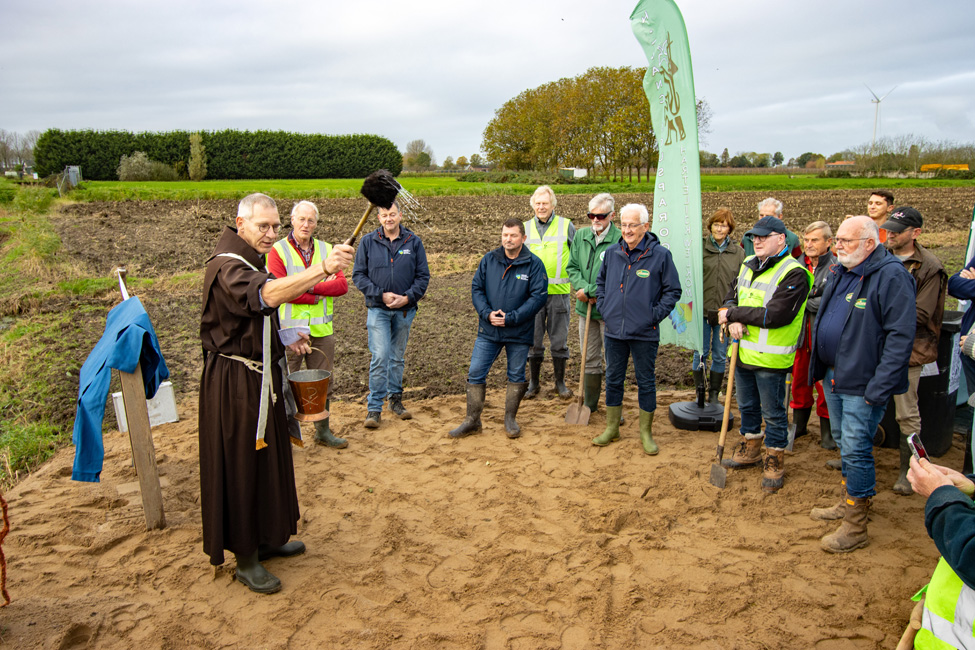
583, 373, 603, 412
592, 405, 622, 446
314, 400, 348, 449
639, 409, 658, 455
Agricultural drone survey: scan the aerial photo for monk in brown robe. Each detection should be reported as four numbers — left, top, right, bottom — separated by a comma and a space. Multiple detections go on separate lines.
199, 193, 353, 594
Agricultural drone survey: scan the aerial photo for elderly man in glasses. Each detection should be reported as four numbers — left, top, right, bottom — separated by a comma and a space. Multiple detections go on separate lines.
718, 216, 811, 493
524, 185, 576, 400
266, 200, 349, 449
594, 203, 681, 454
567, 193, 622, 415
808, 215, 915, 553
199, 193, 354, 593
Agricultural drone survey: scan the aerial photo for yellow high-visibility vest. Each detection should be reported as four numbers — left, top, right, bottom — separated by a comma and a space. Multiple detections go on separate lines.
915, 557, 975, 649
736, 254, 810, 369
272, 239, 334, 337
525, 216, 571, 295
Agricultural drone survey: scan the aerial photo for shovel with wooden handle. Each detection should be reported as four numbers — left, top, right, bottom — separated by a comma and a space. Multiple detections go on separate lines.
710, 339, 739, 489
565, 301, 594, 425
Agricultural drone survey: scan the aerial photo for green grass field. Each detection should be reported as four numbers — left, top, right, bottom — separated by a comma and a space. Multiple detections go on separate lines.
70, 174, 972, 203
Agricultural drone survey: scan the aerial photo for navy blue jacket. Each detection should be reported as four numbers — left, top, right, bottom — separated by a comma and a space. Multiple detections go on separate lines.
925, 481, 975, 590
352, 226, 430, 310
596, 232, 682, 342
949, 253, 975, 339
809, 245, 916, 404
472, 246, 548, 344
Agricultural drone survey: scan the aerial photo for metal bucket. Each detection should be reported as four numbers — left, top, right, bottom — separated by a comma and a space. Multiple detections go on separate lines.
288, 369, 331, 422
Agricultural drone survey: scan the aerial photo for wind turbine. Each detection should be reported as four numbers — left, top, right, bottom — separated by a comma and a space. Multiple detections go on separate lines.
865, 84, 897, 155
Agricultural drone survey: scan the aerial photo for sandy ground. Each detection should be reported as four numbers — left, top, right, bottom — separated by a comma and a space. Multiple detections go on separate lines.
0, 387, 958, 649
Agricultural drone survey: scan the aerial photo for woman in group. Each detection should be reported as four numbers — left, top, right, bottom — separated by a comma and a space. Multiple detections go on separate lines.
694, 208, 745, 402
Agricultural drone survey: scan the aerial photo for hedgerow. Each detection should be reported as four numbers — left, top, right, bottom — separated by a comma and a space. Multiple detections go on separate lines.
34, 129, 403, 180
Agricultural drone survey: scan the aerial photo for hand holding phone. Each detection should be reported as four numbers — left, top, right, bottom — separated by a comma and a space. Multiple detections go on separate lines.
907, 433, 928, 461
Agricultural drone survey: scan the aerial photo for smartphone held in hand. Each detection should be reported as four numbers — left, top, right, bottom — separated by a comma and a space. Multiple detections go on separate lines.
907, 433, 928, 461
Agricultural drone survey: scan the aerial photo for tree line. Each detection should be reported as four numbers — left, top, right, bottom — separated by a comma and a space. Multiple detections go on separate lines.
480, 66, 711, 182
0, 130, 41, 171
33, 129, 403, 180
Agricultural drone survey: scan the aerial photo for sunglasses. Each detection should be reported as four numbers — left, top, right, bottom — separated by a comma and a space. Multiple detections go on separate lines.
587, 212, 611, 220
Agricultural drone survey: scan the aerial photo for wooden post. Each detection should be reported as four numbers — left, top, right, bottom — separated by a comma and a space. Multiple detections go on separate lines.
118, 362, 166, 531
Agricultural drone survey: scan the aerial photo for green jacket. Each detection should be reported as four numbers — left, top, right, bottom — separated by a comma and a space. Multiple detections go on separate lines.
702, 236, 746, 317
567, 223, 622, 320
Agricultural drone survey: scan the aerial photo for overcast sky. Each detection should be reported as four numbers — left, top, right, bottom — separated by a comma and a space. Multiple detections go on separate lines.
3, 0, 973, 164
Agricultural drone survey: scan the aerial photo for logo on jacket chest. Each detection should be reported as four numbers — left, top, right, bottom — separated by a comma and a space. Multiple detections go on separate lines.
398, 249, 412, 255
635, 269, 651, 278
515, 273, 528, 281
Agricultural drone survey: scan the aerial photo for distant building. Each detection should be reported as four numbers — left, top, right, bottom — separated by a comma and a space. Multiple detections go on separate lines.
558, 167, 588, 179
920, 163, 970, 172
825, 160, 856, 169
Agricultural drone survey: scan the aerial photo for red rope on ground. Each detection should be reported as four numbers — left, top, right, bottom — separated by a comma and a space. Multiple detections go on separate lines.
0, 491, 9, 606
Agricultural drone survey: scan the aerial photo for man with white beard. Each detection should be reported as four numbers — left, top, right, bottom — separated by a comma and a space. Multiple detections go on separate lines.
808, 215, 916, 553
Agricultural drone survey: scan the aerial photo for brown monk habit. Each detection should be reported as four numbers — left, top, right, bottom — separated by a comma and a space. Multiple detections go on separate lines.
199, 226, 299, 566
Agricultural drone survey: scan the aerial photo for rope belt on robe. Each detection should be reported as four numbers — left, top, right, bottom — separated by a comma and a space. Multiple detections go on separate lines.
215, 253, 276, 450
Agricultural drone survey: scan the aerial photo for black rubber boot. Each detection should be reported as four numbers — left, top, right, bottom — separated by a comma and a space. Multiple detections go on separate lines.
583, 373, 603, 412
708, 371, 724, 404
893, 434, 914, 495
820, 416, 837, 450
258, 540, 306, 561
552, 357, 573, 399
504, 382, 528, 438
449, 382, 485, 438
235, 550, 281, 594
792, 407, 812, 438
314, 400, 348, 448
525, 357, 542, 399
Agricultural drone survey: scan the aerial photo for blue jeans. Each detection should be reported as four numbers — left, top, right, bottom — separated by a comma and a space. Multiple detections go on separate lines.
735, 365, 788, 449
693, 321, 728, 372
366, 307, 416, 412
821, 367, 885, 499
604, 336, 658, 412
467, 337, 529, 384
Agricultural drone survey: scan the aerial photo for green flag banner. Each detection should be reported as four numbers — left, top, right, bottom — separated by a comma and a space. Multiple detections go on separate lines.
630, 0, 703, 352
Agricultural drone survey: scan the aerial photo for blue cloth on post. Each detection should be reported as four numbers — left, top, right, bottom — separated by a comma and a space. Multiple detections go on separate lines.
72, 297, 169, 483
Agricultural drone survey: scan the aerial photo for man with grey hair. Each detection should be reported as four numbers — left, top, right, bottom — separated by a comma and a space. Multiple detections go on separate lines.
718, 215, 811, 493
567, 192, 621, 413
200, 193, 354, 592
808, 215, 915, 553
266, 200, 349, 448
594, 203, 681, 454
788, 220, 836, 448
742, 197, 802, 258
524, 185, 576, 400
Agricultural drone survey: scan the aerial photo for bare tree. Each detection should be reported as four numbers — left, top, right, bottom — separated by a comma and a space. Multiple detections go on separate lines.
403, 139, 435, 170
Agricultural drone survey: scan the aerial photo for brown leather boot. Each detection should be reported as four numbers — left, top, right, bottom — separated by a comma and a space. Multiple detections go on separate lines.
721, 435, 764, 468
810, 479, 847, 520
761, 447, 785, 493
810, 500, 846, 521
821, 495, 870, 553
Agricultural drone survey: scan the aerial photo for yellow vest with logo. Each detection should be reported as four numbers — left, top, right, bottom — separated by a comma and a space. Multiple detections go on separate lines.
736, 253, 810, 369
524, 216, 571, 295
272, 238, 334, 337
915, 557, 975, 649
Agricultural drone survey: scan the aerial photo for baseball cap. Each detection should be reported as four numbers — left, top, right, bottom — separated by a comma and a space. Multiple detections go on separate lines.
745, 216, 786, 237
881, 207, 923, 232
